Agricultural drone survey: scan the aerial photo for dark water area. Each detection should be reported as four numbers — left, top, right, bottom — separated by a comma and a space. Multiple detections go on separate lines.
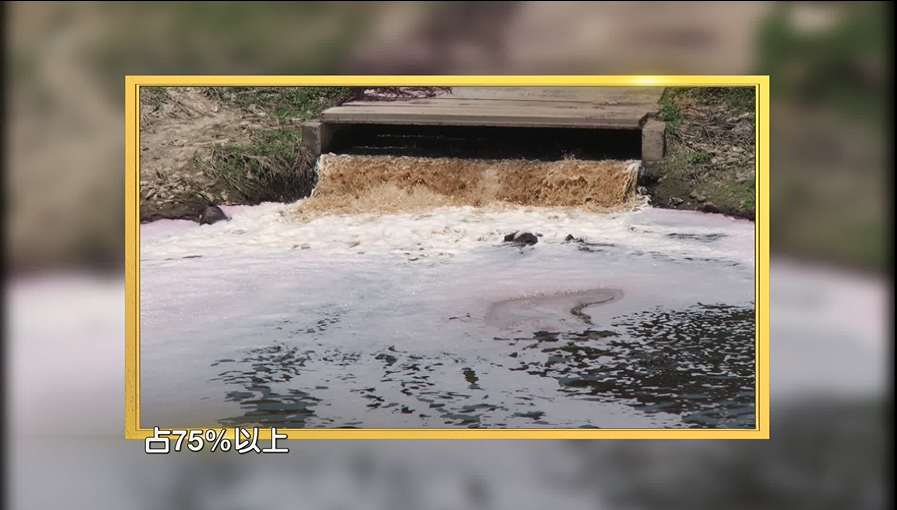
210, 301, 755, 429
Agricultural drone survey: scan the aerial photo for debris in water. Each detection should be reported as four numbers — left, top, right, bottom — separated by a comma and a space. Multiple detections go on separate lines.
504, 231, 539, 246
198, 205, 230, 225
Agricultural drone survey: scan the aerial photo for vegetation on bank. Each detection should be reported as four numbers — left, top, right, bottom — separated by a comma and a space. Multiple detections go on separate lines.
195, 128, 316, 205
201, 86, 352, 121
646, 86, 757, 221
140, 86, 353, 220
140, 86, 458, 217
645, 1, 888, 273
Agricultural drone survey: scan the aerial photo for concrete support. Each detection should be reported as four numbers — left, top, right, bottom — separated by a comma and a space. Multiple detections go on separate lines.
641, 119, 666, 163
300, 121, 335, 158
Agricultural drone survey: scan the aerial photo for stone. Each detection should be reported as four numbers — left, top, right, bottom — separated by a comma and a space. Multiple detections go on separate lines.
701, 202, 720, 214
504, 231, 538, 246
199, 205, 231, 225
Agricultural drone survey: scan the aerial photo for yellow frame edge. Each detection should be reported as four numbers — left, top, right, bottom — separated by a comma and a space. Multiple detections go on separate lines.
125, 75, 770, 440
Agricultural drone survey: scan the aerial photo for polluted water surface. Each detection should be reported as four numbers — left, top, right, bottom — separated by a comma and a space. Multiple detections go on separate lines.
139, 154, 756, 429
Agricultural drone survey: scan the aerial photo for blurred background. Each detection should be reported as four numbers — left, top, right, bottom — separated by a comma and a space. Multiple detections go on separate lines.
6, 2, 892, 509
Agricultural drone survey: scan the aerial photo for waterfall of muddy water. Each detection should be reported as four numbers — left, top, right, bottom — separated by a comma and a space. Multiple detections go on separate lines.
140, 154, 756, 430
292, 154, 643, 219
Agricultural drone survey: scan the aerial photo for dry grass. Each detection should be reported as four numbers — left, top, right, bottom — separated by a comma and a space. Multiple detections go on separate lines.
195, 130, 317, 205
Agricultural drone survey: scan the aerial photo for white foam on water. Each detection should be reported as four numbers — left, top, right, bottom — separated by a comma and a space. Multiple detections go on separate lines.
135, 202, 758, 429
140, 202, 754, 264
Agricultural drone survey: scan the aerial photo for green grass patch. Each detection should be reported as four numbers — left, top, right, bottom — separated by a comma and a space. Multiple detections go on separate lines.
658, 94, 684, 131
658, 152, 691, 177
688, 150, 709, 165
197, 128, 317, 204
723, 179, 755, 211
202, 86, 351, 120
694, 87, 755, 113
661, 86, 755, 115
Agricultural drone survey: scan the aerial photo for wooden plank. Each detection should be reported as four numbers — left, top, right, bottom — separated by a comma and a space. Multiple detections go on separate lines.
322, 108, 646, 129
321, 113, 643, 128
319, 86, 664, 130
335, 97, 659, 111
443, 86, 665, 103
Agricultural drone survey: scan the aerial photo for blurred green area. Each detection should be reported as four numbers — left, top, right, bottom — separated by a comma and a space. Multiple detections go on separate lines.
757, 1, 888, 125
94, 2, 372, 100
5, 1, 892, 275
754, 1, 890, 271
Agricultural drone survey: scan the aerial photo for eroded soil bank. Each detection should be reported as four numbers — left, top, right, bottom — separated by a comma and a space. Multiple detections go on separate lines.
640, 87, 756, 222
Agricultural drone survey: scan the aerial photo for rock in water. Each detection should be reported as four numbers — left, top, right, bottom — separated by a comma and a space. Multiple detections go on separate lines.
504, 230, 538, 246
700, 202, 721, 214
516, 233, 539, 245
199, 205, 230, 225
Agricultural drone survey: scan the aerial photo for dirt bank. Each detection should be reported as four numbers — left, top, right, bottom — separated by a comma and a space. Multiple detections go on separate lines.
139, 87, 334, 222
640, 87, 756, 222
138, 86, 455, 223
